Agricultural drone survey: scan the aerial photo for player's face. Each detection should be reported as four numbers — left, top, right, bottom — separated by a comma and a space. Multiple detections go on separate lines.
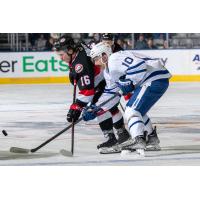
93, 54, 108, 68
56, 50, 72, 63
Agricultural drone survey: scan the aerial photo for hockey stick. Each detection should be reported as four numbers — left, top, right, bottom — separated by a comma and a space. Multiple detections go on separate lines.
71, 78, 77, 155
10, 92, 122, 154
62, 99, 125, 157
61, 78, 77, 157
119, 102, 125, 112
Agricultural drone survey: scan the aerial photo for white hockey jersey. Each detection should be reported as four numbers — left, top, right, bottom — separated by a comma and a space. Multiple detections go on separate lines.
96, 50, 171, 111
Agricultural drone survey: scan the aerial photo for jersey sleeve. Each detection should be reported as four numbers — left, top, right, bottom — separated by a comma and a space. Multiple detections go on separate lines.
95, 69, 120, 111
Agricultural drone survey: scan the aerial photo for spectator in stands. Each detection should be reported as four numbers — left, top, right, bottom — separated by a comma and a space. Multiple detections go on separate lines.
92, 33, 100, 43
46, 36, 55, 51
125, 39, 134, 50
163, 40, 169, 49
87, 33, 101, 49
116, 38, 125, 49
29, 33, 40, 50
101, 33, 123, 52
35, 34, 47, 51
71, 33, 81, 40
134, 33, 148, 49
147, 38, 158, 49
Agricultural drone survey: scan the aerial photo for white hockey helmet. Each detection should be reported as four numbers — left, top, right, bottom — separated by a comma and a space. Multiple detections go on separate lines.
90, 42, 112, 60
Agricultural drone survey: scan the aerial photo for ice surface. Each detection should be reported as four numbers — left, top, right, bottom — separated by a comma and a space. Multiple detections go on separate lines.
1, 83, 200, 166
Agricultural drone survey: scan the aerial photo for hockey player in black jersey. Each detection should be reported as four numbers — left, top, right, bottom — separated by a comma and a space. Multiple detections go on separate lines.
53, 35, 130, 153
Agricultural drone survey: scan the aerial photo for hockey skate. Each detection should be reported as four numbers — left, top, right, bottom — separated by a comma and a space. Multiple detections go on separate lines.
99, 128, 131, 154
97, 132, 118, 151
121, 135, 146, 157
117, 128, 131, 145
146, 127, 161, 151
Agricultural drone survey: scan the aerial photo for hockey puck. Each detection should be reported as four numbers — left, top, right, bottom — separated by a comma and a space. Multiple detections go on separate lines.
2, 130, 8, 136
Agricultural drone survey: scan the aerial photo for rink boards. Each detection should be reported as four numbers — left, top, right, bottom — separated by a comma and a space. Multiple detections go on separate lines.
1, 49, 200, 84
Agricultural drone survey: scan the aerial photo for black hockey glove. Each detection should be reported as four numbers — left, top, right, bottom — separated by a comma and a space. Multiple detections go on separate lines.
67, 103, 83, 123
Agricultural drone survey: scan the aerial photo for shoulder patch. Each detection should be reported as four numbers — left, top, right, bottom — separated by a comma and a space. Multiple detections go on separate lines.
75, 64, 83, 73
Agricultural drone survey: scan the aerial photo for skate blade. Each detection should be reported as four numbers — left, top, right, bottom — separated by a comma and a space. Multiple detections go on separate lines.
121, 149, 145, 158
136, 149, 145, 156
99, 147, 121, 154
99, 145, 121, 154
146, 144, 161, 151
121, 150, 132, 157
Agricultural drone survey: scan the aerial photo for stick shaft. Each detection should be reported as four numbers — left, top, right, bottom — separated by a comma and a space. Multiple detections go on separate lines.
31, 118, 82, 152
119, 102, 125, 112
31, 92, 121, 153
71, 79, 77, 155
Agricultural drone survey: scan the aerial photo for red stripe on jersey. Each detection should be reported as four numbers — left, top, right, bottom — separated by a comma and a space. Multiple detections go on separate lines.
96, 109, 106, 116
124, 93, 132, 101
110, 109, 119, 116
94, 65, 101, 77
79, 89, 95, 96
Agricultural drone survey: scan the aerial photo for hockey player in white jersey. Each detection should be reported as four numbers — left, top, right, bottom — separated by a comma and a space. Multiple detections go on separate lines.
82, 42, 171, 154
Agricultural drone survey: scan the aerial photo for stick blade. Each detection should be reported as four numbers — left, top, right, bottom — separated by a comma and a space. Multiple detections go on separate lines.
60, 149, 73, 157
10, 147, 30, 154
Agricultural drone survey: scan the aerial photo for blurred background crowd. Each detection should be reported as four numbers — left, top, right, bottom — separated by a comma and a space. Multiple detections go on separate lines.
0, 33, 200, 52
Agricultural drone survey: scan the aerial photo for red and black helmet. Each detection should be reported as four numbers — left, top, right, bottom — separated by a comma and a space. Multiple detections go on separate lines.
53, 35, 76, 51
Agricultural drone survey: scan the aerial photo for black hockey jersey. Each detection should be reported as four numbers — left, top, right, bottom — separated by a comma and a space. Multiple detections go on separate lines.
69, 47, 104, 107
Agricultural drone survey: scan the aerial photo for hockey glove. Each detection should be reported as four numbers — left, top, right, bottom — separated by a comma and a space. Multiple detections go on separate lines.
116, 77, 135, 95
67, 103, 83, 123
82, 105, 103, 121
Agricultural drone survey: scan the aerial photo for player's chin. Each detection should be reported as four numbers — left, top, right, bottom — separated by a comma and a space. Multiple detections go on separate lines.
98, 62, 105, 68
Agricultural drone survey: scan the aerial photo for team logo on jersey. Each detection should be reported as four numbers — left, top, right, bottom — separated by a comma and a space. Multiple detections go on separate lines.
60, 38, 66, 43
75, 64, 83, 73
